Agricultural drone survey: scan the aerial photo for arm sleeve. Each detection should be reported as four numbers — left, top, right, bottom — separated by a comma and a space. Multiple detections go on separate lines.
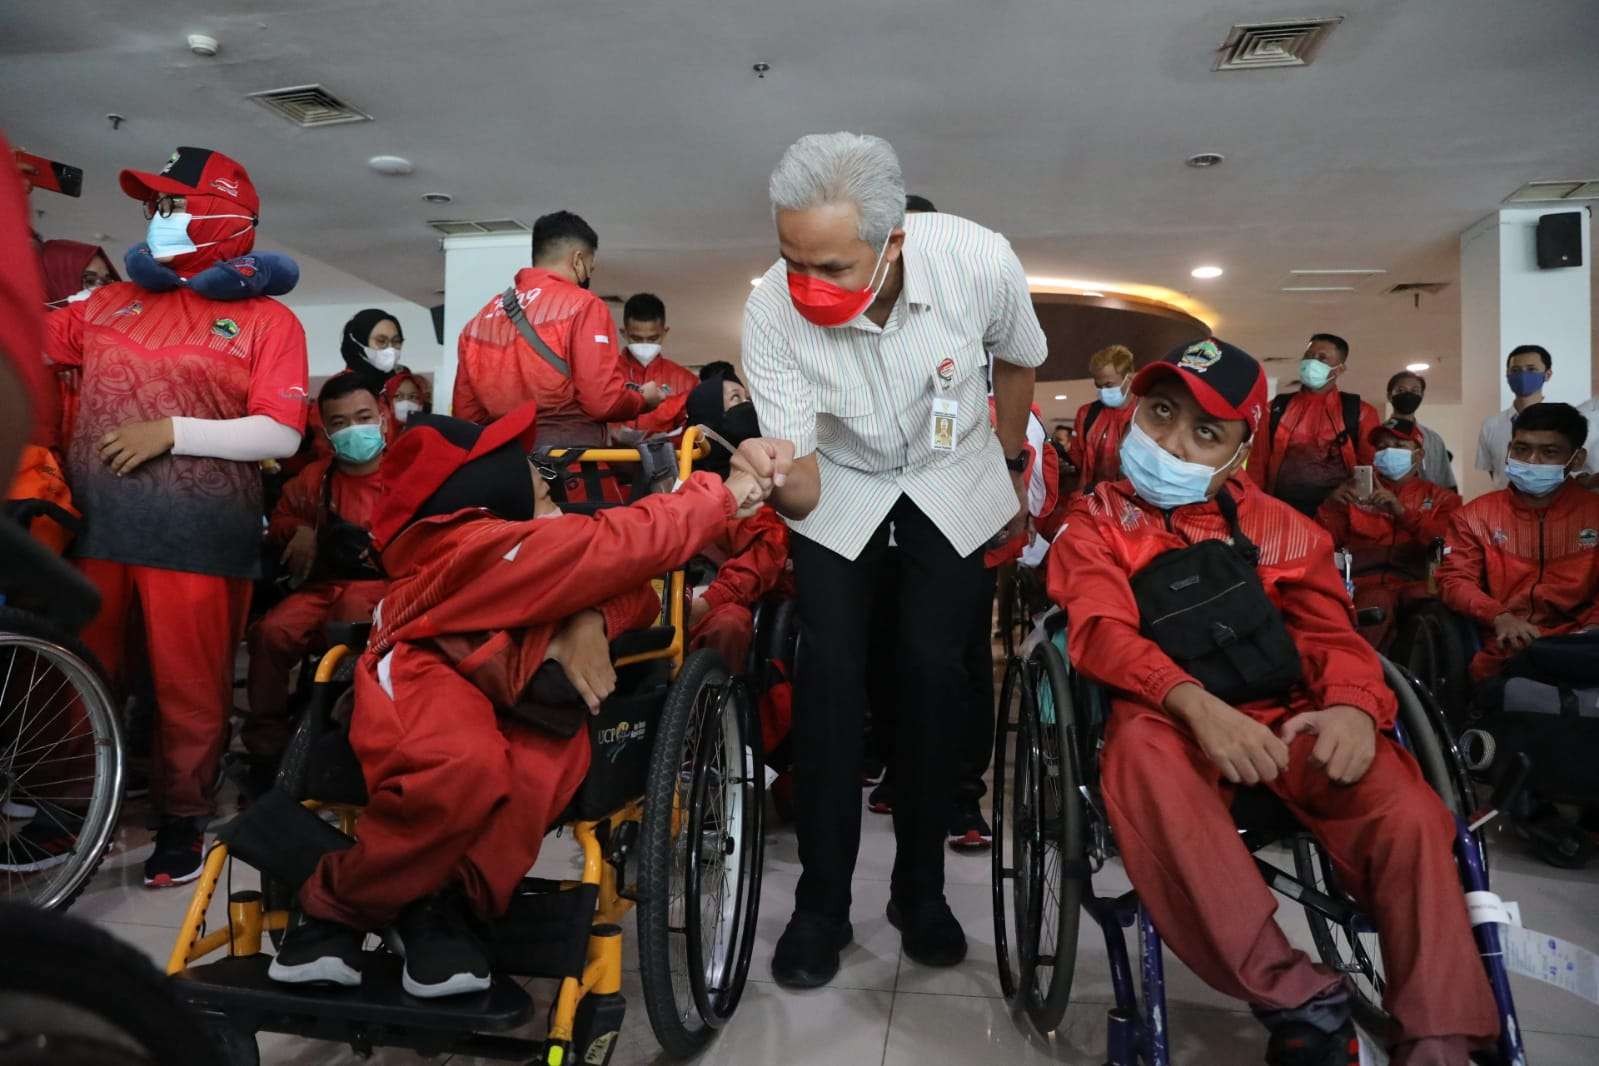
1049, 499, 1197, 707
1425, 428, 1458, 489
1353, 401, 1382, 465
571, 300, 645, 422
267, 464, 320, 544
1031, 439, 1059, 518
596, 585, 664, 637
1272, 533, 1397, 729
44, 300, 87, 369
1399, 488, 1461, 543
1315, 499, 1353, 548
1474, 421, 1496, 476
171, 414, 301, 461
1246, 417, 1272, 488
981, 235, 1048, 368
702, 509, 789, 610
1066, 403, 1089, 479
742, 310, 817, 459
629, 361, 698, 435
452, 337, 488, 424
1436, 509, 1506, 625
246, 308, 309, 433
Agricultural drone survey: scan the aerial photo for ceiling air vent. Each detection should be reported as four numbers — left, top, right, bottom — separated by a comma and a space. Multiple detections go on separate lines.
248, 85, 372, 128
1504, 180, 1599, 203
1215, 17, 1343, 71
425, 219, 531, 236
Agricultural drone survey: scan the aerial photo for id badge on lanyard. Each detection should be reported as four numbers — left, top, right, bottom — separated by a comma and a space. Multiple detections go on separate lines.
930, 356, 958, 453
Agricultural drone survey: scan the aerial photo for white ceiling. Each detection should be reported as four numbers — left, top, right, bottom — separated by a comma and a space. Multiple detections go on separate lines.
7, 0, 1599, 419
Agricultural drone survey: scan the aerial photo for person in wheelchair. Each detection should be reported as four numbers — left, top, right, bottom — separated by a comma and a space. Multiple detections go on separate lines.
244, 373, 387, 785
1049, 338, 1497, 1066
682, 373, 789, 669
1315, 418, 1461, 649
266, 402, 766, 998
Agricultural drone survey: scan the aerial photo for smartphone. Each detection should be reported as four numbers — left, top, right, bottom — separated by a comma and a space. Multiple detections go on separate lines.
1353, 465, 1374, 500
15, 150, 83, 198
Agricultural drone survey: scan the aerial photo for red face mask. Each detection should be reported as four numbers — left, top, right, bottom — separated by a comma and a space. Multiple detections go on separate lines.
786, 236, 893, 328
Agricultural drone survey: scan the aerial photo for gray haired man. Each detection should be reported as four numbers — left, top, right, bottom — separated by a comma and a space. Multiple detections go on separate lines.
730, 132, 1048, 987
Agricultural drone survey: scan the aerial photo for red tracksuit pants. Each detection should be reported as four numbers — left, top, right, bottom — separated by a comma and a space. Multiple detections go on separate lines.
244, 579, 384, 760
77, 559, 250, 819
1101, 705, 1499, 1057
299, 645, 591, 929
689, 602, 754, 670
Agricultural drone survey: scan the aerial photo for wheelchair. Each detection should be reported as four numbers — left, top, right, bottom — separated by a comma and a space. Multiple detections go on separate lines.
0, 519, 123, 912
165, 430, 766, 1065
991, 615, 1530, 1066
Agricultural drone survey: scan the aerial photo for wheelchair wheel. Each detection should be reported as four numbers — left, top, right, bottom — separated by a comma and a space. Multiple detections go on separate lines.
1392, 604, 1471, 731
991, 656, 1025, 999
0, 607, 123, 912
638, 650, 763, 1058
1292, 657, 1473, 1034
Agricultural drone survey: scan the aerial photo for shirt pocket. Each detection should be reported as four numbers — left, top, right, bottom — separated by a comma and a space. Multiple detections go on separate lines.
815, 384, 871, 419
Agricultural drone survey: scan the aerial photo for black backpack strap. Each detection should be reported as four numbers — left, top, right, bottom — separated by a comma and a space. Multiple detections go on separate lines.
502, 286, 571, 377
1080, 400, 1104, 439
1267, 392, 1291, 443
1214, 487, 1260, 564
1336, 391, 1362, 448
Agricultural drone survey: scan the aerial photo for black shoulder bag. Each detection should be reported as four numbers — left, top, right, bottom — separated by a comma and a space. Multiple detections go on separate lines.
1129, 489, 1303, 705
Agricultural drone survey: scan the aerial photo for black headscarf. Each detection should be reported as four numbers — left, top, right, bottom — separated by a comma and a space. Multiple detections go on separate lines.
340, 307, 404, 389
686, 377, 760, 478
404, 414, 536, 529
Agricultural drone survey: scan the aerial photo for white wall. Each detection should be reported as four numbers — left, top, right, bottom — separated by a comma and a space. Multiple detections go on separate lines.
438, 233, 535, 417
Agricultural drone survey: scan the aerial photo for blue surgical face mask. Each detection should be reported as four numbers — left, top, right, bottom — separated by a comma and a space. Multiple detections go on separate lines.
1373, 447, 1414, 480
1298, 358, 1335, 391
1505, 458, 1569, 497
146, 212, 198, 260
1506, 369, 1545, 399
329, 423, 386, 464
1098, 382, 1128, 408
1118, 413, 1245, 510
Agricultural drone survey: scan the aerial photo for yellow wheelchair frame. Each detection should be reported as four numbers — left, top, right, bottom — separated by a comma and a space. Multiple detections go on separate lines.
167, 429, 761, 1065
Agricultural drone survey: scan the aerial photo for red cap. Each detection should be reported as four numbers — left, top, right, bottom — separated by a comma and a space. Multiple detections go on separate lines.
120, 147, 259, 217
1370, 417, 1424, 447
1130, 337, 1270, 437
369, 403, 538, 551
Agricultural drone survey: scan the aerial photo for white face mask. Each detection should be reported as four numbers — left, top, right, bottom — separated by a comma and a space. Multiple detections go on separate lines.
627, 342, 662, 366
361, 345, 401, 374
392, 399, 423, 423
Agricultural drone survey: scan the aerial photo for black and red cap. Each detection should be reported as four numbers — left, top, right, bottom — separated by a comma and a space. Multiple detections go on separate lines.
1131, 337, 1270, 436
120, 147, 259, 216
1370, 417, 1424, 447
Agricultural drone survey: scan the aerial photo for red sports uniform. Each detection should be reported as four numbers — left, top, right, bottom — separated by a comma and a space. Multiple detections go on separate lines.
1317, 476, 1461, 649
299, 472, 741, 928
1435, 481, 1599, 681
48, 282, 307, 817
689, 505, 789, 668
1249, 387, 1380, 514
245, 457, 385, 759
1049, 475, 1497, 1053
620, 351, 698, 436
1066, 398, 1134, 493
452, 267, 644, 438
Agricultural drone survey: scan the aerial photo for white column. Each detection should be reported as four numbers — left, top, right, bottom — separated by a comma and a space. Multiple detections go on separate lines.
436, 233, 534, 416
1458, 206, 1592, 497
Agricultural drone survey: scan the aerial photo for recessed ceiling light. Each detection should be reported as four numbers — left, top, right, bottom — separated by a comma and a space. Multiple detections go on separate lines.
1405, 362, 1430, 373
1191, 265, 1224, 279
1185, 152, 1225, 168
368, 155, 414, 176
1053, 394, 1068, 401
421, 192, 453, 204
749, 277, 763, 286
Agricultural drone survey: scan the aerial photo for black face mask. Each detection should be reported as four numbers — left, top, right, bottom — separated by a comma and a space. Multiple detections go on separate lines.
1391, 393, 1422, 416
721, 402, 760, 446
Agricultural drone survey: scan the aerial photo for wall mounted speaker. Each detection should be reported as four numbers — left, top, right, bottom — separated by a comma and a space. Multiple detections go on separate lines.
1536, 211, 1583, 269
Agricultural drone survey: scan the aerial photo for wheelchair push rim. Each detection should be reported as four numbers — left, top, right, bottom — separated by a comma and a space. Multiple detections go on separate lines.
0, 618, 123, 912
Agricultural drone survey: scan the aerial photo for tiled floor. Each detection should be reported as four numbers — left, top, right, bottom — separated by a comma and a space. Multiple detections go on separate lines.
78, 788, 1599, 1065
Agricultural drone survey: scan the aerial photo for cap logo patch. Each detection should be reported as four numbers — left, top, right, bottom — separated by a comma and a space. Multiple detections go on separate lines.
211, 317, 241, 339
1178, 339, 1222, 372
160, 152, 181, 175
211, 177, 241, 197
1579, 528, 1598, 549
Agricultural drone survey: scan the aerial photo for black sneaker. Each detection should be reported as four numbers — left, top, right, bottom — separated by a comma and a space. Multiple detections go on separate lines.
0, 801, 81, 873
1265, 1019, 1359, 1066
887, 897, 967, 967
947, 799, 993, 851
867, 779, 895, 815
384, 891, 492, 998
770, 911, 853, 989
268, 918, 364, 987
143, 816, 205, 888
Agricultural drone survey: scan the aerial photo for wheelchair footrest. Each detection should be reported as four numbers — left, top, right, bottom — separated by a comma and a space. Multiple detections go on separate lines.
173, 952, 534, 1035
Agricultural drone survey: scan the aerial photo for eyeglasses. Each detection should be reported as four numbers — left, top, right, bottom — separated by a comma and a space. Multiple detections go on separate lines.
81, 271, 115, 289
141, 195, 185, 220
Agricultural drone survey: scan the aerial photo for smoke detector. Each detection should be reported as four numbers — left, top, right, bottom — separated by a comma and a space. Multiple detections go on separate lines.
187, 34, 220, 57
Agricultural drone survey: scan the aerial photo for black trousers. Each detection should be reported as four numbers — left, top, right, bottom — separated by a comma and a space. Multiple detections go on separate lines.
789, 496, 989, 919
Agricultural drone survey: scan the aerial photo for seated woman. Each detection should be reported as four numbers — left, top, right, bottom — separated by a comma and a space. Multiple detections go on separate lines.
1316, 418, 1460, 649
267, 402, 764, 997
1048, 339, 1496, 1066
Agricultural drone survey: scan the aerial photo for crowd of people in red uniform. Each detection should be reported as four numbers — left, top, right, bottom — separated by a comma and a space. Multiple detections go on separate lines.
4, 134, 1597, 1066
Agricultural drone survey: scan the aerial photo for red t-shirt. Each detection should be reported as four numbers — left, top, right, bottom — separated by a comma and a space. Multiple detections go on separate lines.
46, 283, 309, 578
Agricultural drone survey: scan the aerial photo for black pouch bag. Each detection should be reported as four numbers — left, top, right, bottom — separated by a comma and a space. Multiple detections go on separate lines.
1129, 489, 1303, 705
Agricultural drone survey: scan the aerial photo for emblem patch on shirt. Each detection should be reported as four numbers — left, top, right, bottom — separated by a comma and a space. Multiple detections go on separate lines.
936, 357, 956, 384
211, 317, 241, 339
1422, 498, 1434, 510
1491, 528, 1508, 546
1178, 339, 1222, 372
1579, 528, 1598, 550
112, 300, 143, 318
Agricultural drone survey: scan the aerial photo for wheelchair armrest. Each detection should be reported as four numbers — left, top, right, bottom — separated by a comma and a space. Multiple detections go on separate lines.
610, 626, 676, 661
323, 620, 373, 651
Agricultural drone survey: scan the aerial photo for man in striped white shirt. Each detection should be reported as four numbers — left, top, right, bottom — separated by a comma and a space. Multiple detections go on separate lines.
734, 132, 1048, 988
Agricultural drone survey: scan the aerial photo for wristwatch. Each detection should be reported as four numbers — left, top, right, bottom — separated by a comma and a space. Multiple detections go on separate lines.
1005, 449, 1028, 473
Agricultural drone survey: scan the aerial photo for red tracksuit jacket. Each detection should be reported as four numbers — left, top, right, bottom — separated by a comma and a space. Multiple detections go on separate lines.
1048, 475, 1396, 729
1067, 399, 1134, 492
267, 456, 383, 547
1315, 474, 1461, 576
1435, 481, 1599, 680
1248, 386, 1381, 498
699, 505, 789, 612
620, 352, 699, 436
452, 267, 645, 430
